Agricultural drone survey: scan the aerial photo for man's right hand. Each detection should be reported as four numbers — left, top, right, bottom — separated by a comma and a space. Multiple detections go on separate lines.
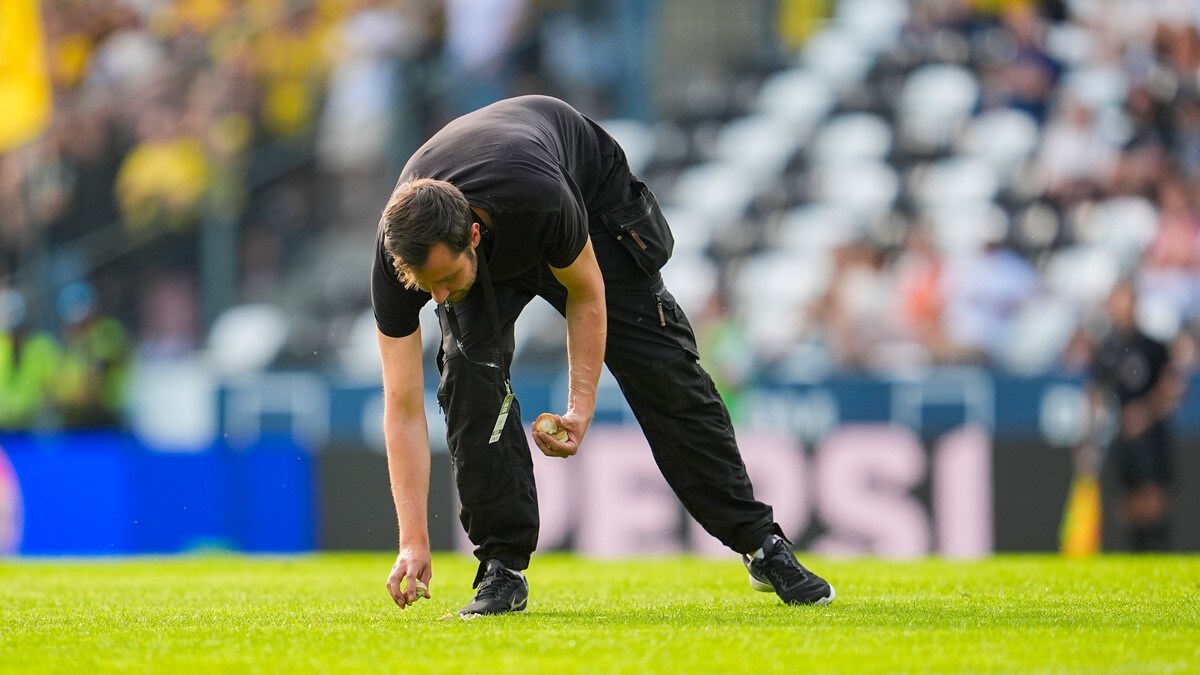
386, 548, 433, 609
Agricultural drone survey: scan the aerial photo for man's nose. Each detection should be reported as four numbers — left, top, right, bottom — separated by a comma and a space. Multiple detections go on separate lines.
431, 286, 449, 303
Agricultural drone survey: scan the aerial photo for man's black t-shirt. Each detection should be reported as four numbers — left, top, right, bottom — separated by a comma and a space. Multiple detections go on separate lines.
1092, 328, 1170, 405
372, 95, 632, 338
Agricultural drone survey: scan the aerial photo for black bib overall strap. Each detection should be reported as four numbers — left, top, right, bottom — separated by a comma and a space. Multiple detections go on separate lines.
443, 245, 514, 444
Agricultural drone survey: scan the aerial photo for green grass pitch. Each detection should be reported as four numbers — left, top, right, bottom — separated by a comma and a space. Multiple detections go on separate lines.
2, 553, 1198, 673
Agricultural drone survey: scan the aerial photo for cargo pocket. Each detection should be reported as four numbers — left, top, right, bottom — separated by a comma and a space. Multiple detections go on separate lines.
651, 279, 700, 361
597, 180, 674, 275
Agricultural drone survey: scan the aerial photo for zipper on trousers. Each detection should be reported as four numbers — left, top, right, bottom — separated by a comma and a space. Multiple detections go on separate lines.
629, 229, 648, 250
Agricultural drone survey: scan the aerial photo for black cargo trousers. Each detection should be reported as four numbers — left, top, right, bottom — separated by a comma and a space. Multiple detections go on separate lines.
436, 180, 778, 573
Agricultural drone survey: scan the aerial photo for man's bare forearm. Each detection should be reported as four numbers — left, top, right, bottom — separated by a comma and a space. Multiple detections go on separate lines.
563, 289, 606, 418
384, 412, 431, 549
377, 328, 433, 550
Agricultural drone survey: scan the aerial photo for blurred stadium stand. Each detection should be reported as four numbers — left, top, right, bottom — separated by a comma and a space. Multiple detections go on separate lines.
2, 0, 1199, 555
4, 0, 1198, 388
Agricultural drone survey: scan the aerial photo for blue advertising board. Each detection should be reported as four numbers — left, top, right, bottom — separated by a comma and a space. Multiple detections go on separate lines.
0, 433, 314, 555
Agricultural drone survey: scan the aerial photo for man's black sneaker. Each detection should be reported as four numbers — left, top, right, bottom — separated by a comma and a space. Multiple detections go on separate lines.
744, 534, 836, 606
458, 560, 529, 616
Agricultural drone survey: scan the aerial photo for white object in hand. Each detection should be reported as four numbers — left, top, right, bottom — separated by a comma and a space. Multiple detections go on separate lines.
534, 413, 569, 442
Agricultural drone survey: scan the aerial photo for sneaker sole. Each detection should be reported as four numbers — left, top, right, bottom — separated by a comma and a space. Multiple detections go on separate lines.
816, 585, 836, 606
748, 574, 837, 606
748, 574, 774, 593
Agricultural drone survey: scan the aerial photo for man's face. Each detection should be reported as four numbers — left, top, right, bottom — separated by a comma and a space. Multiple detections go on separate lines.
411, 224, 480, 304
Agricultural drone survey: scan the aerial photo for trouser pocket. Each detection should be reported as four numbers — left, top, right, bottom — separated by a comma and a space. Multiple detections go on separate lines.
651, 278, 700, 360
596, 180, 674, 275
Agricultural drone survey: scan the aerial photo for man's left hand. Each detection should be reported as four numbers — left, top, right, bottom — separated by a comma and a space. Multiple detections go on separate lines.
532, 410, 591, 458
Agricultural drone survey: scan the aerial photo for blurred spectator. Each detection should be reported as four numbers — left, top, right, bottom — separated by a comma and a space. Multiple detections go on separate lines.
891, 223, 950, 363
1089, 278, 1185, 551
808, 238, 893, 370
114, 98, 210, 348
895, 0, 977, 67
53, 282, 131, 429
1110, 84, 1171, 197
695, 289, 754, 421
116, 103, 210, 238
1140, 172, 1200, 329
250, 4, 329, 141
137, 273, 200, 359
0, 137, 59, 276
442, 0, 535, 116
940, 223, 1040, 364
0, 290, 61, 430
1145, 172, 1200, 273
3, 0, 1200, 390
45, 103, 127, 249
537, 0, 658, 120
1037, 94, 1117, 205
317, 0, 413, 231
979, 3, 1061, 123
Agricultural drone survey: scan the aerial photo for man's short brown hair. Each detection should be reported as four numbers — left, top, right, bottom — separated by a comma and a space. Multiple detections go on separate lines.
381, 178, 473, 288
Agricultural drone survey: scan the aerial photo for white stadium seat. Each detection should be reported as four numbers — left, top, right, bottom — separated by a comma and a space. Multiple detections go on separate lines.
898, 64, 980, 152
810, 161, 900, 224
756, 68, 836, 134
802, 28, 875, 94
598, 118, 657, 175
1043, 245, 1120, 304
715, 114, 804, 180
811, 113, 894, 166
773, 204, 859, 255
834, 0, 909, 56
960, 108, 1041, 182
206, 303, 291, 376
669, 161, 760, 224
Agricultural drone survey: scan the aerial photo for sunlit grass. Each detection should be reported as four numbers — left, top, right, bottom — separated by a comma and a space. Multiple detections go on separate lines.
2, 553, 1198, 673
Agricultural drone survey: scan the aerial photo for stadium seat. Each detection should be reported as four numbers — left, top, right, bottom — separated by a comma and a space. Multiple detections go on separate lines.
513, 297, 567, 367
669, 161, 760, 224
206, 303, 291, 376
773, 204, 858, 255
339, 303, 442, 378
897, 64, 980, 152
926, 202, 1009, 255
912, 156, 1000, 209
802, 28, 875, 94
834, 0, 909, 57
1061, 66, 1128, 115
1002, 294, 1079, 374
599, 118, 657, 175
339, 309, 383, 378
732, 250, 832, 357
811, 113, 893, 166
1089, 196, 1159, 268
755, 68, 836, 134
810, 161, 900, 224
658, 204, 717, 258
661, 251, 719, 317
715, 114, 804, 180
1043, 245, 1119, 304
960, 108, 1041, 183
1046, 23, 1096, 68
419, 302, 442, 357
1136, 286, 1186, 343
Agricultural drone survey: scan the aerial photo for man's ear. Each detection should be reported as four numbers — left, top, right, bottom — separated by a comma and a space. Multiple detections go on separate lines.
469, 221, 482, 249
